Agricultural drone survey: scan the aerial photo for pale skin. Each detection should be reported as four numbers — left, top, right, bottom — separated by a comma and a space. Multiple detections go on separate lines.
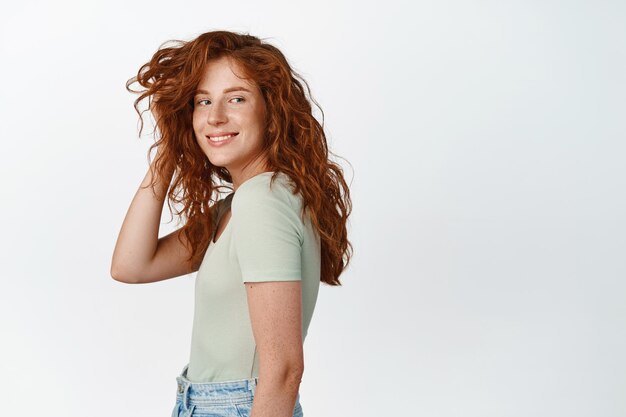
111, 56, 303, 417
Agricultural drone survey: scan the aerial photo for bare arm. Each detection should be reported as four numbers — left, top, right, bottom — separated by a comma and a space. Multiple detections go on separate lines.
110, 152, 199, 284
246, 281, 304, 417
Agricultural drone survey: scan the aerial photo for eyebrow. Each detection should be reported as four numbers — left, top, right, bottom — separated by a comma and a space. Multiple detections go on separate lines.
194, 86, 253, 96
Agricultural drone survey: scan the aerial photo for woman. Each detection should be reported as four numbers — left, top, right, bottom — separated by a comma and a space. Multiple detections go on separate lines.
111, 30, 352, 417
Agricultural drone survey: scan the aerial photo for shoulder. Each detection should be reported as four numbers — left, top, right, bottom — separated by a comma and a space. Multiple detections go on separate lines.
231, 172, 304, 243
231, 172, 302, 212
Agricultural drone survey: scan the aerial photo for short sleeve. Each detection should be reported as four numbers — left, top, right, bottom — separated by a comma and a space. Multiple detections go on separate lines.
231, 178, 304, 283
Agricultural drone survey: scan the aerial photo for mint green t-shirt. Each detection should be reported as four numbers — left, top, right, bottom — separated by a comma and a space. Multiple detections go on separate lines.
186, 171, 321, 383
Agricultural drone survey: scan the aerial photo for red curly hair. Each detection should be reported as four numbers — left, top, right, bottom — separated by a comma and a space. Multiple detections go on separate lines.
126, 30, 352, 286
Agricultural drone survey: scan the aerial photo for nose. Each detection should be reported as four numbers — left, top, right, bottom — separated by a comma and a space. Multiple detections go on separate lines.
206, 101, 227, 125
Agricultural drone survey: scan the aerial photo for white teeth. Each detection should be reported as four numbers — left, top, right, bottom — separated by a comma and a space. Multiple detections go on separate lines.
209, 134, 236, 142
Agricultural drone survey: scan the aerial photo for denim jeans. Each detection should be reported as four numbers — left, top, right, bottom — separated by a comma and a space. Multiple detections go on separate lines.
171, 363, 304, 417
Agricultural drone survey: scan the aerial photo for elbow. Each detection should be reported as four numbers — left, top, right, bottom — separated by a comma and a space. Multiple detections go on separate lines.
290, 365, 304, 382
283, 365, 305, 387
256, 337, 305, 384
261, 361, 304, 383
289, 361, 304, 377
110, 264, 137, 284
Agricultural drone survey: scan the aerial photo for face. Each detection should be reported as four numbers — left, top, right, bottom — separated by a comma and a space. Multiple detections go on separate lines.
192, 56, 268, 186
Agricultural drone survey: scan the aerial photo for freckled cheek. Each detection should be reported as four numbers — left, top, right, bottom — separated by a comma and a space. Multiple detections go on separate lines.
239, 110, 263, 129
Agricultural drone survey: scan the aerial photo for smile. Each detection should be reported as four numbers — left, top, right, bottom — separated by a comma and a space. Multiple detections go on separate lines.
206, 132, 238, 147
208, 133, 238, 142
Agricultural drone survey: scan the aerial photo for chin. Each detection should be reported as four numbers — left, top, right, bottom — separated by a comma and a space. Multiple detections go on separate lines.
207, 156, 232, 169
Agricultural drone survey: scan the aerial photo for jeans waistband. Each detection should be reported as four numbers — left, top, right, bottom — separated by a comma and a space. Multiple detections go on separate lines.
175, 363, 260, 409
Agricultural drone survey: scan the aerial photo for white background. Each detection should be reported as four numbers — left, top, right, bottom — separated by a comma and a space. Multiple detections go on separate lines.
1, 0, 625, 416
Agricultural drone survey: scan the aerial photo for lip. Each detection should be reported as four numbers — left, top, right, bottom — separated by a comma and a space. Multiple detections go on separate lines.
208, 132, 239, 138
206, 132, 238, 147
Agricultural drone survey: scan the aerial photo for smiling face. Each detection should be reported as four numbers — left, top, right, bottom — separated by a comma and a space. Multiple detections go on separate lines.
192, 56, 269, 189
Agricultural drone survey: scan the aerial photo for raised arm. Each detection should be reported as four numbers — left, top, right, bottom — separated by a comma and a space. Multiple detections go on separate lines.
110, 151, 201, 284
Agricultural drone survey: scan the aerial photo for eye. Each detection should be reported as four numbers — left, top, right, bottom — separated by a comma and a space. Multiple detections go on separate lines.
195, 97, 244, 106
